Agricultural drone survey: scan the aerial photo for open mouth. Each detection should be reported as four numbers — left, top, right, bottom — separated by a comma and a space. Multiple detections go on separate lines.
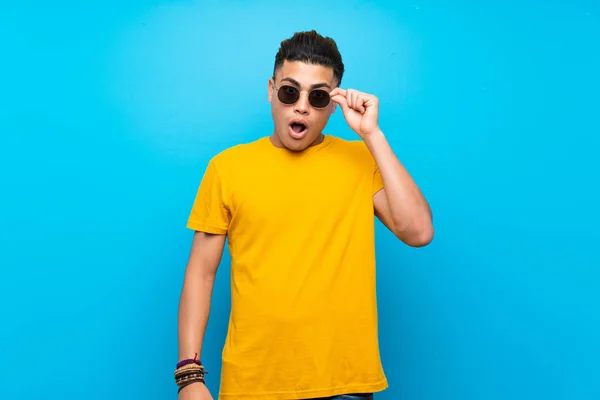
289, 120, 308, 139
290, 122, 307, 134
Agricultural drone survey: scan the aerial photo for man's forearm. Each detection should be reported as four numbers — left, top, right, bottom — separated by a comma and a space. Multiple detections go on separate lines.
177, 275, 216, 361
364, 129, 433, 241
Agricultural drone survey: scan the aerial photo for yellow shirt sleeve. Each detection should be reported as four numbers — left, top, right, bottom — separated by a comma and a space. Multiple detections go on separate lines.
187, 160, 231, 234
373, 164, 384, 195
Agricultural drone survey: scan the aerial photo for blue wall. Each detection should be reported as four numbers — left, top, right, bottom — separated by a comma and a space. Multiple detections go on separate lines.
1, 1, 599, 399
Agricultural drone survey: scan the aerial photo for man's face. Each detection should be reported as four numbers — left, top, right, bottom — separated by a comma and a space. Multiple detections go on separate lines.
268, 60, 338, 151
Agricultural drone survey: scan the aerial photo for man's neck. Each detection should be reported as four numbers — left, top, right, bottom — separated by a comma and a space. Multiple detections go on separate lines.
268, 132, 325, 149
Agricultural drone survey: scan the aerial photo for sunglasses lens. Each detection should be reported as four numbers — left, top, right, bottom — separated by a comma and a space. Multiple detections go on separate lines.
276, 85, 331, 108
309, 90, 330, 108
277, 85, 299, 104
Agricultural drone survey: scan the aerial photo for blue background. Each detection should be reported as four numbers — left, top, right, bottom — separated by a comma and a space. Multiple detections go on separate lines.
1, 1, 599, 399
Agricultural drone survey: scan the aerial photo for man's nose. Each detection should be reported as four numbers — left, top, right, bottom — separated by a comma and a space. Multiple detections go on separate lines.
294, 92, 310, 114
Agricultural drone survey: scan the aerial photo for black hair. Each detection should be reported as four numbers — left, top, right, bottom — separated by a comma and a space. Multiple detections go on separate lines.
273, 30, 345, 86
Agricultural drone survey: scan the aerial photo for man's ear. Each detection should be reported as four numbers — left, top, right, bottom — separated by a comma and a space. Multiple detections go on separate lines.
330, 102, 337, 115
329, 83, 339, 114
268, 78, 274, 103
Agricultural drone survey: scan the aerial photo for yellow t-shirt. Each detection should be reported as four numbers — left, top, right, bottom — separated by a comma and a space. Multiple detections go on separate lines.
187, 134, 388, 399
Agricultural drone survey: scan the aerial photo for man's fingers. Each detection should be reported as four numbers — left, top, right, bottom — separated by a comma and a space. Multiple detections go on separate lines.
331, 88, 375, 114
329, 88, 346, 98
347, 89, 356, 109
356, 94, 367, 113
346, 89, 364, 113
331, 94, 350, 112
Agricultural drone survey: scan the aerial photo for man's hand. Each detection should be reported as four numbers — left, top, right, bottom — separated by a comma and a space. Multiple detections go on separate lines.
330, 88, 380, 138
178, 382, 213, 400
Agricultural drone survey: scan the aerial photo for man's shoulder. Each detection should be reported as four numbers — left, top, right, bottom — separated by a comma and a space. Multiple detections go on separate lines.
328, 134, 366, 147
209, 136, 267, 166
327, 134, 373, 159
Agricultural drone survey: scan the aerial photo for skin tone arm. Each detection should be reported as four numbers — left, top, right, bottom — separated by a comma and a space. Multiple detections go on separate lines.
177, 231, 226, 399
368, 132, 433, 247
330, 88, 434, 247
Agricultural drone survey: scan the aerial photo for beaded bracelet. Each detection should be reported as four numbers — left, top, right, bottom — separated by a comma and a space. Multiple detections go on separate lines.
175, 371, 205, 393
175, 370, 205, 385
175, 353, 207, 392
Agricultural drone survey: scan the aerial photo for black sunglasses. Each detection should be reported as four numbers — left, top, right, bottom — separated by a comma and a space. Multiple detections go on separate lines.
274, 84, 331, 109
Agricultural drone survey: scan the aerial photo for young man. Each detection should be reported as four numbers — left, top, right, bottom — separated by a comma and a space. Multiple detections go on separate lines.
176, 30, 433, 400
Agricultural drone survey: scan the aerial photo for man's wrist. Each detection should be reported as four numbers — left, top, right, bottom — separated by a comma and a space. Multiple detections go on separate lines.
175, 352, 207, 392
362, 128, 387, 151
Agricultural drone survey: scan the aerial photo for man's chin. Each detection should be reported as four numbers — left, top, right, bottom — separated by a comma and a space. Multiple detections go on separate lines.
286, 133, 323, 151
271, 130, 322, 151
283, 139, 309, 152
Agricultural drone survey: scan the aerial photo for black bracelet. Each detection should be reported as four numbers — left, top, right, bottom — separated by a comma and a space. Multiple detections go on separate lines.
178, 379, 205, 393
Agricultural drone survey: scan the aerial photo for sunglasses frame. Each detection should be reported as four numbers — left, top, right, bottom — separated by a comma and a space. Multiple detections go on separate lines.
272, 80, 332, 109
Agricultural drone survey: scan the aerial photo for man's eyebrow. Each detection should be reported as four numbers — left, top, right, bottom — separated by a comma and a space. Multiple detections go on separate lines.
281, 77, 332, 89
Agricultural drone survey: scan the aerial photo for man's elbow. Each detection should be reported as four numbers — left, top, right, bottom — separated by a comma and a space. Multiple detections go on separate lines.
394, 220, 434, 247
